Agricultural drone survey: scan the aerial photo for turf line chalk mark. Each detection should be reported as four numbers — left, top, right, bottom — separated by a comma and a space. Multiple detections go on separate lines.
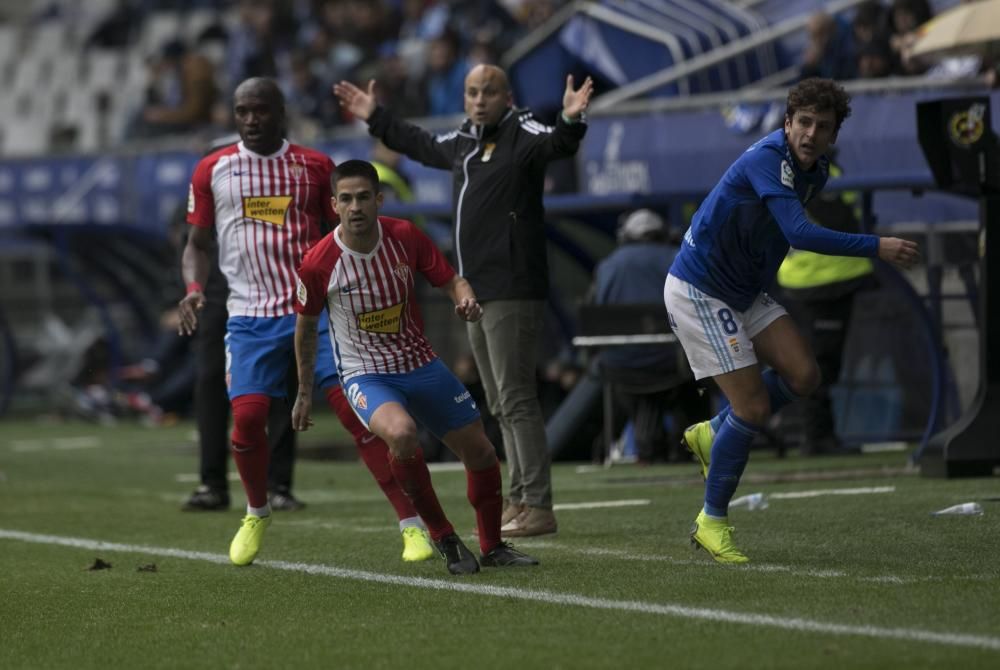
2, 529, 998, 652
553, 499, 650, 510
769, 486, 895, 500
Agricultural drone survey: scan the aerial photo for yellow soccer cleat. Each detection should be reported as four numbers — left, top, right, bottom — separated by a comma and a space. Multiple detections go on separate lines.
401, 526, 435, 562
682, 421, 715, 480
229, 514, 272, 566
690, 510, 749, 564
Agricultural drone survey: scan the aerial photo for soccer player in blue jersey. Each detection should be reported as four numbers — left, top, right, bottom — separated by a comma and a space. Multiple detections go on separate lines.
664, 78, 919, 564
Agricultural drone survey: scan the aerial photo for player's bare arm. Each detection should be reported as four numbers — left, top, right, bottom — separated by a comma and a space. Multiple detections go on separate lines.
441, 276, 483, 322
291, 313, 320, 432
177, 224, 213, 336
562, 75, 594, 120
332, 79, 377, 122
878, 237, 920, 270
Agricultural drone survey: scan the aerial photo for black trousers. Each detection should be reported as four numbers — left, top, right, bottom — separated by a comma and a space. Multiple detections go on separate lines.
195, 266, 297, 493
785, 292, 856, 444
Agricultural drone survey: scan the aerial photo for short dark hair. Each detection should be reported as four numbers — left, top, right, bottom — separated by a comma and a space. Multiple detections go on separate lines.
332, 159, 380, 192
785, 78, 852, 131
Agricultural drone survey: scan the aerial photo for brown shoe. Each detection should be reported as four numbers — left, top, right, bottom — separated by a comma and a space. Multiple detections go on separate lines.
501, 500, 526, 527
501, 506, 557, 537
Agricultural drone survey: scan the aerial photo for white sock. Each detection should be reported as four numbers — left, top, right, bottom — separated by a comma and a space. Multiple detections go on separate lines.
399, 516, 425, 532
247, 503, 271, 518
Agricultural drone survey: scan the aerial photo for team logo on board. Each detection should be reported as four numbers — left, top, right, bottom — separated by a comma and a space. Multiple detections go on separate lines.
242, 196, 292, 226
358, 302, 404, 334
949, 104, 986, 147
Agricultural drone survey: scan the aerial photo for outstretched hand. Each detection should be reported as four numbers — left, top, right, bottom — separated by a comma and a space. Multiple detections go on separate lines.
455, 297, 483, 322
878, 237, 920, 270
332, 79, 377, 122
562, 75, 594, 120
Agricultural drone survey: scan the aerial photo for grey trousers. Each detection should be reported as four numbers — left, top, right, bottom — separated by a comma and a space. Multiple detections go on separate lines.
467, 299, 552, 509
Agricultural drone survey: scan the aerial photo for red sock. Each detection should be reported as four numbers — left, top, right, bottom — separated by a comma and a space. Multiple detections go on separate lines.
231, 394, 271, 509
467, 461, 503, 554
325, 386, 418, 521
389, 449, 454, 541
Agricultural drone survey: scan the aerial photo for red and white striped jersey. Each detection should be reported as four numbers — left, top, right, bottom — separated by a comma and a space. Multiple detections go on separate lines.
295, 216, 456, 381
187, 140, 336, 317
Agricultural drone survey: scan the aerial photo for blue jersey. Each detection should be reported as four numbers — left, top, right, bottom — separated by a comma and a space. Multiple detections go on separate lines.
670, 129, 878, 311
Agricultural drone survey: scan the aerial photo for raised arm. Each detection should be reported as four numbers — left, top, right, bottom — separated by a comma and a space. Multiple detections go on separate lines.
519, 75, 593, 164
178, 224, 213, 336
291, 313, 320, 432
767, 197, 919, 269
333, 79, 457, 169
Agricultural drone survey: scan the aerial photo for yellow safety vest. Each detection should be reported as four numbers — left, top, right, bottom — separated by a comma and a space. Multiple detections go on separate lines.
777, 164, 873, 290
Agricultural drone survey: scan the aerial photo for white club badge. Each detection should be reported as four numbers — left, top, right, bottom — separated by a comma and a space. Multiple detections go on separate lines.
482, 142, 496, 162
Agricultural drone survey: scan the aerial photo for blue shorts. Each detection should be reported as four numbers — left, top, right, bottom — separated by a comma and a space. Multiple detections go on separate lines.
225, 313, 338, 400
342, 359, 480, 439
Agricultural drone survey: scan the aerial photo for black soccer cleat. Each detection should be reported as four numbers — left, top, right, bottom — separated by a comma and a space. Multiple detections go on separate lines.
268, 489, 307, 512
181, 485, 230, 511
434, 533, 480, 575
480, 541, 540, 568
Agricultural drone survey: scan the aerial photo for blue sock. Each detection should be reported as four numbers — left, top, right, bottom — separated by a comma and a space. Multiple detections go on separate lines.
708, 369, 799, 434
704, 413, 761, 517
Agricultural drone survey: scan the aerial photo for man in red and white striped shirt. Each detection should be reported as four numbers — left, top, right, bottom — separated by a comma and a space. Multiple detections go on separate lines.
178, 78, 433, 567
292, 160, 539, 574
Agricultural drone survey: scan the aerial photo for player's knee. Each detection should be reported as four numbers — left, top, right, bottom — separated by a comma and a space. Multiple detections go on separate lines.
380, 419, 420, 458
231, 394, 270, 446
788, 362, 821, 397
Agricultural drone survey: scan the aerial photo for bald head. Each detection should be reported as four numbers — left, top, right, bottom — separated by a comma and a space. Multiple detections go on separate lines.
233, 77, 286, 155
234, 77, 285, 108
464, 64, 512, 127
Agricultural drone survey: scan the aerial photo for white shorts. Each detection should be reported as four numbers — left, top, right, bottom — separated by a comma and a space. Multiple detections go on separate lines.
663, 274, 787, 380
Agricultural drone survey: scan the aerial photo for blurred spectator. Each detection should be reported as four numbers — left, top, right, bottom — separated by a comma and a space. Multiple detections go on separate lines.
129, 38, 218, 138
374, 41, 428, 118
851, 1, 889, 50
857, 38, 894, 79
889, 0, 934, 75
425, 29, 468, 116
801, 12, 856, 81
225, 0, 296, 92
86, 0, 141, 49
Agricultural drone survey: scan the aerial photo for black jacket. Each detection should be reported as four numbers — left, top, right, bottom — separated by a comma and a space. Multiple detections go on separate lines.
367, 106, 587, 301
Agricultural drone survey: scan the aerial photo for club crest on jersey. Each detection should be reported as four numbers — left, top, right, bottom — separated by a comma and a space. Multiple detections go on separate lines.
346, 383, 368, 410
358, 302, 404, 334
780, 160, 794, 189
482, 142, 496, 161
729, 337, 741, 354
296, 276, 308, 306
393, 262, 411, 283
242, 196, 292, 226
289, 163, 305, 180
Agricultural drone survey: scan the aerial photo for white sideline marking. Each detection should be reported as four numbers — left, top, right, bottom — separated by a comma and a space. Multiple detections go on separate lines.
11, 437, 102, 452
769, 486, 895, 500
2, 529, 999, 652
174, 473, 242, 483
553, 499, 651, 511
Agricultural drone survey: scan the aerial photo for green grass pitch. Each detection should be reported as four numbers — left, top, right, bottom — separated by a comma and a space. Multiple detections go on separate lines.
1, 418, 998, 669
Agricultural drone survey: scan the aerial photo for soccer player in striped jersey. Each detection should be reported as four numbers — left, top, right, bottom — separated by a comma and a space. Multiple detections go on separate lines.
664, 78, 919, 564
178, 78, 433, 567
292, 160, 539, 575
